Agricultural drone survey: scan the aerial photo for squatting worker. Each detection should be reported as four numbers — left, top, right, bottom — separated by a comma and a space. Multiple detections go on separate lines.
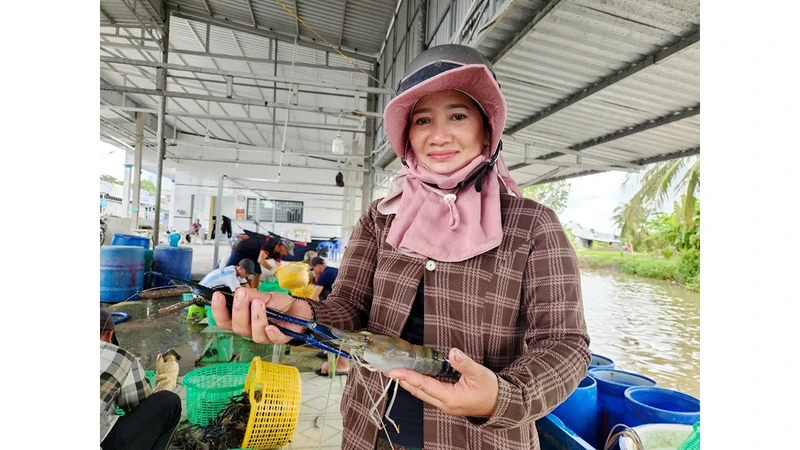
212, 44, 590, 450
100, 309, 181, 450
225, 235, 294, 288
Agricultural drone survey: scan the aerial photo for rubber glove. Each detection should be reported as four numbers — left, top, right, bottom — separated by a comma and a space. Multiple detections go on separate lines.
155, 349, 180, 392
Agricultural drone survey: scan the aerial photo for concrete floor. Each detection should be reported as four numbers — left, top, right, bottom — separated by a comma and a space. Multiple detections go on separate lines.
102, 240, 347, 449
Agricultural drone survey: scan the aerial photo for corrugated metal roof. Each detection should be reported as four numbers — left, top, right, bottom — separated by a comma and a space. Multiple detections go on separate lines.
100, 0, 701, 201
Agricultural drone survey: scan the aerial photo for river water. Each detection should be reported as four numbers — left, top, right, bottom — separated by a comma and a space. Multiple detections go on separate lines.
581, 268, 700, 399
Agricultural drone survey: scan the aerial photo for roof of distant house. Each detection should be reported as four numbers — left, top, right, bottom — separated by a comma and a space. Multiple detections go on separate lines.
567, 222, 621, 243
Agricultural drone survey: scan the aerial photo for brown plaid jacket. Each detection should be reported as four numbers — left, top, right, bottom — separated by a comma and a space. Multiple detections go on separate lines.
312, 194, 590, 450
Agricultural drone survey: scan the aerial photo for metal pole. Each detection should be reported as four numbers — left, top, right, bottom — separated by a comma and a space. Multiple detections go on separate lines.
168, 178, 177, 231
131, 112, 144, 229
213, 175, 225, 269
122, 161, 132, 219
152, 11, 170, 247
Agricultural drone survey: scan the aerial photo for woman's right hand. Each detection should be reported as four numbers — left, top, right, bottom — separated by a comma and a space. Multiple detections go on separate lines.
211, 288, 313, 344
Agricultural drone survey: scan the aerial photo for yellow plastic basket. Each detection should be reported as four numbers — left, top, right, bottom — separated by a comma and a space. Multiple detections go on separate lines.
240, 357, 303, 449
290, 284, 315, 298
275, 262, 310, 291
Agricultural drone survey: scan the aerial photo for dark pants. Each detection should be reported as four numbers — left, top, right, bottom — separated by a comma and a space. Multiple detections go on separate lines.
101, 390, 182, 450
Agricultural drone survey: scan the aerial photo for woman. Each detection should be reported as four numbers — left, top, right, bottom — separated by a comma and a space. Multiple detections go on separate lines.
212, 44, 590, 450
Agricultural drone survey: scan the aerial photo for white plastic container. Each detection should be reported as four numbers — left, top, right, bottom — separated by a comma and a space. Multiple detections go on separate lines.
619, 423, 694, 450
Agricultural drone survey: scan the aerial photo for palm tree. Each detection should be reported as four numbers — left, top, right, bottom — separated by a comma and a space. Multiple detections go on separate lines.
623, 155, 700, 229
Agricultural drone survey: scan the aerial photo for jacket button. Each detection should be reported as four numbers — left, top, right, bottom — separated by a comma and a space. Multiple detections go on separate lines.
425, 260, 436, 271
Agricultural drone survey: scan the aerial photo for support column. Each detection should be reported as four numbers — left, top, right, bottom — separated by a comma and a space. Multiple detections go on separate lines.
361, 72, 377, 212
122, 153, 133, 219
152, 10, 170, 246
168, 178, 177, 230
213, 175, 225, 269
131, 112, 144, 229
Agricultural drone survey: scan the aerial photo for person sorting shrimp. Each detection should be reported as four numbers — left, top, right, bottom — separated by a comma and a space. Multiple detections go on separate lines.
212, 44, 590, 450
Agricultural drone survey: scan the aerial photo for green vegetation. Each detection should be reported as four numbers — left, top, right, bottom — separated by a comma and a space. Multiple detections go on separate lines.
595, 155, 700, 292
522, 180, 571, 214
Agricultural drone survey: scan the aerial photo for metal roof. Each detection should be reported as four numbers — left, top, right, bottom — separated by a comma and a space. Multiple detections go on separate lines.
99, 0, 700, 227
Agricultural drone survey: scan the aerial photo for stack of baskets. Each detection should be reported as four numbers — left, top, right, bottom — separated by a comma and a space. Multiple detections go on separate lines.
182, 357, 303, 449
182, 362, 251, 426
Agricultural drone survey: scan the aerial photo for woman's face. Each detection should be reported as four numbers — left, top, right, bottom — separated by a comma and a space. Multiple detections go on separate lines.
408, 90, 488, 175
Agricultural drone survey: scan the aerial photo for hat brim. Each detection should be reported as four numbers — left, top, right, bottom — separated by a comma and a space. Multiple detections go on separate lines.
384, 64, 507, 160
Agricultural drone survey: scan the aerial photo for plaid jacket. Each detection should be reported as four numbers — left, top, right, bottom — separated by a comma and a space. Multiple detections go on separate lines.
312, 195, 591, 450
100, 341, 152, 442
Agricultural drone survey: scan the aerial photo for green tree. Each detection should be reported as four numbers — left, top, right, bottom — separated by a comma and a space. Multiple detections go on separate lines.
140, 179, 157, 196
622, 155, 700, 229
101, 174, 122, 185
521, 180, 571, 214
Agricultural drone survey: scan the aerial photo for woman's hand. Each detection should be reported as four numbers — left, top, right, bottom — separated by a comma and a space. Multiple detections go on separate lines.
386, 348, 499, 418
211, 287, 313, 344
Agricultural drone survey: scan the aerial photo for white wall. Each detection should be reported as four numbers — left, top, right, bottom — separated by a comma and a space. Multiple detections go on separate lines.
171, 176, 347, 241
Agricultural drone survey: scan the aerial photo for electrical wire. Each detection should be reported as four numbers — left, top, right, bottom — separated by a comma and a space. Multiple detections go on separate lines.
273, 0, 390, 90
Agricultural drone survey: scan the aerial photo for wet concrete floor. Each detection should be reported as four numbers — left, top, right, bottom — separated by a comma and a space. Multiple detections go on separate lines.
102, 295, 326, 376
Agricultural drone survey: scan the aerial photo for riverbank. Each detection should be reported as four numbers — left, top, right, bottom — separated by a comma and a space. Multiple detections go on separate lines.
574, 249, 700, 292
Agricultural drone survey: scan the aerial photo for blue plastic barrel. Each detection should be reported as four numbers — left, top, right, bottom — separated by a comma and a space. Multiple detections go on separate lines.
111, 233, 151, 250
623, 387, 700, 428
589, 353, 615, 372
590, 368, 657, 446
152, 245, 193, 287
100, 246, 145, 303
552, 375, 598, 448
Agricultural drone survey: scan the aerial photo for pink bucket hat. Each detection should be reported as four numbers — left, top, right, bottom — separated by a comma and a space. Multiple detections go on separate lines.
383, 44, 507, 162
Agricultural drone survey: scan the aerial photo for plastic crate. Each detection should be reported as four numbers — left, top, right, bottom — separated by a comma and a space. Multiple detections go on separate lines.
182, 362, 250, 426
677, 422, 700, 450
240, 357, 303, 449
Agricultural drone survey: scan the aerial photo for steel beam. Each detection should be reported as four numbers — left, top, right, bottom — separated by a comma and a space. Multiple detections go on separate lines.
153, 12, 170, 245
169, 156, 371, 172
517, 168, 563, 189
100, 55, 393, 95
99, 39, 367, 73
505, 31, 701, 135
532, 146, 701, 185
169, 6, 377, 63
506, 158, 639, 173
101, 84, 385, 119
100, 105, 365, 132
100, 7, 115, 25
490, 0, 562, 65
530, 106, 700, 162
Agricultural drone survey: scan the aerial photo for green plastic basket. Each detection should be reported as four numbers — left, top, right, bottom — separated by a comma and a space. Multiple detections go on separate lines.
677, 422, 700, 450
182, 362, 250, 426
258, 279, 290, 294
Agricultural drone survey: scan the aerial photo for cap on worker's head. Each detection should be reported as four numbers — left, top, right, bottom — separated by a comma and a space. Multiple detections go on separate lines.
237, 258, 255, 275
279, 238, 295, 254
309, 257, 326, 268
100, 308, 120, 346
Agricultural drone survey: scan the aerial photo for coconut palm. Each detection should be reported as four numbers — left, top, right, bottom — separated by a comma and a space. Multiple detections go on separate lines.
623, 155, 700, 229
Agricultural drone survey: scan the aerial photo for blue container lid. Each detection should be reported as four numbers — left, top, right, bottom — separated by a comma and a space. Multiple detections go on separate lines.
590, 353, 614, 367
624, 387, 700, 415
589, 368, 657, 394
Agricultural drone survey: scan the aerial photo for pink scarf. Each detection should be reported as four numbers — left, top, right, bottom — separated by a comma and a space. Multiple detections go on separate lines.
378, 151, 521, 262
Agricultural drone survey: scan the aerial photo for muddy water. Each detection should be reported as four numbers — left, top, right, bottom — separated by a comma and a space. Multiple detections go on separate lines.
581, 269, 700, 399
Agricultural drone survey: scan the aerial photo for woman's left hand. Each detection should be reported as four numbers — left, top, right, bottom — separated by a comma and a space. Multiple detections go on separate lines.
386, 348, 499, 418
